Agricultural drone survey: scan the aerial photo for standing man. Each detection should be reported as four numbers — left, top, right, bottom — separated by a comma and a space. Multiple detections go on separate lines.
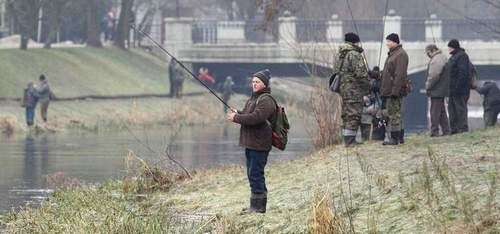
168, 60, 185, 98
36, 74, 55, 124
334, 32, 370, 146
425, 44, 451, 137
380, 33, 409, 145
227, 69, 276, 214
447, 39, 472, 134
474, 81, 500, 128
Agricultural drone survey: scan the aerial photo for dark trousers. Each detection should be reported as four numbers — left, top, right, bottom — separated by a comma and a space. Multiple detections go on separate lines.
484, 104, 500, 127
430, 98, 450, 136
25, 106, 35, 126
448, 95, 469, 134
245, 148, 269, 194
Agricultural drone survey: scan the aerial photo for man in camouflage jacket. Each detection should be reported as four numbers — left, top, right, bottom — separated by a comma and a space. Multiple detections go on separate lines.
334, 32, 370, 146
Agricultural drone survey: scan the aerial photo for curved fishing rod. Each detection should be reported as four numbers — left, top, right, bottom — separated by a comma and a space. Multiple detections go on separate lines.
131, 24, 233, 110
344, 0, 370, 70
424, 0, 437, 45
377, 0, 391, 68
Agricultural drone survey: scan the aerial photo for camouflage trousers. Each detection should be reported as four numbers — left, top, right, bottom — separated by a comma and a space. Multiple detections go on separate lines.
383, 97, 402, 131
341, 101, 363, 132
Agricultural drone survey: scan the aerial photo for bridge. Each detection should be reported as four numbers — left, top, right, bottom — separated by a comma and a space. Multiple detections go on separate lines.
144, 10, 500, 130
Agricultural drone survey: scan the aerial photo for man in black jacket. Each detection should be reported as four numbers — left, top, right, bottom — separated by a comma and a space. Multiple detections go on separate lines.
475, 81, 500, 127
447, 39, 472, 134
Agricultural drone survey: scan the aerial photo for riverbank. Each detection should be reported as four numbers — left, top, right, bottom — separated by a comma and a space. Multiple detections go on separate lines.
3, 128, 499, 233
0, 47, 256, 133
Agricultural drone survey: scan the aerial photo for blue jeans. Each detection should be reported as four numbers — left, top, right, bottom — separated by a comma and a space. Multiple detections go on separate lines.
25, 106, 36, 126
245, 148, 269, 194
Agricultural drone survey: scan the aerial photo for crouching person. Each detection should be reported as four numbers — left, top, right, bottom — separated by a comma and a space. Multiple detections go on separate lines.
227, 69, 276, 214
474, 81, 500, 128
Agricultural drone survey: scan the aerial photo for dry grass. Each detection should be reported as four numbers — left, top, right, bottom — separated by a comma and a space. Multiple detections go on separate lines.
0, 115, 17, 135
310, 191, 348, 234
4, 127, 500, 233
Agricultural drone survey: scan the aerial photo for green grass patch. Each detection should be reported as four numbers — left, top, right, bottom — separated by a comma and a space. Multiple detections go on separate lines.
0, 47, 200, 98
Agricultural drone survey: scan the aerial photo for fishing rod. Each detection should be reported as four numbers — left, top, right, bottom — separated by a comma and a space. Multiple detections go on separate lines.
131, 24, 233, 110
344, 0, 370, 70
377, 0, 391, 68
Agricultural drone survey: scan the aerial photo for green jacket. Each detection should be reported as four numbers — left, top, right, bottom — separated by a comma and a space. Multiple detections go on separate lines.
334, 43, 370, 103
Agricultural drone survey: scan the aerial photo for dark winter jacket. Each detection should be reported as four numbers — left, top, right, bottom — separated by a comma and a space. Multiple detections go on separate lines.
425, 50, 450, 98
380, 45, 409, 97
233, 88, 276, 151
448, 48, 472, 96
476, 82, 500, 111
24, 85, 39, 108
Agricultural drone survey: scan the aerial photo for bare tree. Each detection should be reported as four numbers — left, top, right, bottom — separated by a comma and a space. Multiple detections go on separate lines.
115, 0, 134, 49
7, 0, 39, 50
86, 0, 102, 48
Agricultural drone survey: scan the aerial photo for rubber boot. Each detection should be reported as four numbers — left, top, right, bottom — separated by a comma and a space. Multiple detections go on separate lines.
383, 131, 400, 146
241, 193, 266, 214
343, 136, 356, 147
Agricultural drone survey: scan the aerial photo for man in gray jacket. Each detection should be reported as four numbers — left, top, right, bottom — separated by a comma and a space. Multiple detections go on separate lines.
425, 44, 451, 137
36, 74, 55, 123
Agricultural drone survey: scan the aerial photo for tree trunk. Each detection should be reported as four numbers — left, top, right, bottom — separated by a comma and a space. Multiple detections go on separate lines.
20, 34, 29, 49
86, 0, 102, 48
115, 0, 133, 49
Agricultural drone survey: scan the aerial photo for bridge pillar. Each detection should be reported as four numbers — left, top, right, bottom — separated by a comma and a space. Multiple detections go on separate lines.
425, 14, 442, 42
383, 9, 402, 39
327, 14, 343, 43
217, 21, 245, 44
279, 11, 297, 46
164, 18, 193, 56
380, 9, 401, 68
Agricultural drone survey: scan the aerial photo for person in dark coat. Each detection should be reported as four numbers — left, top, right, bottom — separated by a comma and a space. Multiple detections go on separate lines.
425, 44, 451, 137
447, 39, 473, 134
168, 60, 185, 98
227, 69, 276, 214
380, 33, 409, 145
474, 81, 500, 127
23, 82, 39, 128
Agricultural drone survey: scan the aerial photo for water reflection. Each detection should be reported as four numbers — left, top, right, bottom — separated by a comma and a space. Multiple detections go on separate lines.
0, 124, 312, 212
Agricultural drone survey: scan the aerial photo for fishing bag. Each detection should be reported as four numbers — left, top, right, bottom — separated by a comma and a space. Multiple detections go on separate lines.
257, 94, 290, 151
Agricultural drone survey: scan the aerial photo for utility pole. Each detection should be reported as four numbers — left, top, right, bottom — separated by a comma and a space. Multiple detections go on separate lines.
37, 6, 43, 42
175, 0, 180, 17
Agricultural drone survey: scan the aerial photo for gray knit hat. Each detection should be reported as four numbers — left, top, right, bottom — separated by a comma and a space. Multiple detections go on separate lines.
253, 69, 271, 87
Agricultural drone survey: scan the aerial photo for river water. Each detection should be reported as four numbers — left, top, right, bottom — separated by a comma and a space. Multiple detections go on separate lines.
0, 123, 312, 212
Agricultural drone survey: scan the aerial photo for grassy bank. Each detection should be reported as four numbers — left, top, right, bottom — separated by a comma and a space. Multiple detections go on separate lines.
0, 47, 251, 133
0, 94, 246, 133
0, 47, 203, 98
3, 128, 500, 233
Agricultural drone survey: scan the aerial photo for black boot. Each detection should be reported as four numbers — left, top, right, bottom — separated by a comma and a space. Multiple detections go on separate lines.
383, 131, 400, 146
241, 193, 266, 214
343, 136, 356, 147
399, 129, 405, 144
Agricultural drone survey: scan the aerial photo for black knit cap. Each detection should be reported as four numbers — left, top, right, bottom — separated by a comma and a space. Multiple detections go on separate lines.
447, 39, 460, 49
386, 33, 400, 44
344, 32, 360, 44
253, 69, 271, 87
